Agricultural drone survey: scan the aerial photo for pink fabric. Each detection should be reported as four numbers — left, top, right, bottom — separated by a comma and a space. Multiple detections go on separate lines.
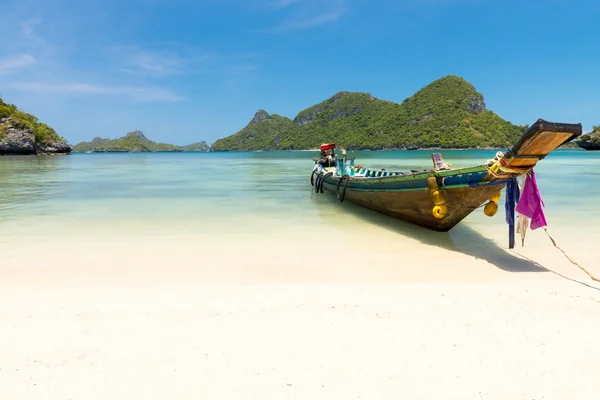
515, 170, 547, 230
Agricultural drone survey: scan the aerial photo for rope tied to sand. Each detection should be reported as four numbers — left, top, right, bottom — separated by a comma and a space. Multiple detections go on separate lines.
543, 227, 600, 283
510, 170, 598, 282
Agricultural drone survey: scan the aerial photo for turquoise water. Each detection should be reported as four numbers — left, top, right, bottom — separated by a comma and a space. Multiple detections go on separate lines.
1, 149, 599, 239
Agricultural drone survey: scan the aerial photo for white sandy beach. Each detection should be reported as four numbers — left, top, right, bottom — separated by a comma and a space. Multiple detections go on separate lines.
1, 221, 599, 400
1, 0, 599, 395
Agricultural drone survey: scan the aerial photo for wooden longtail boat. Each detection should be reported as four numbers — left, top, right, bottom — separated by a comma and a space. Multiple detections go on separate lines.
310, 119, 582, 232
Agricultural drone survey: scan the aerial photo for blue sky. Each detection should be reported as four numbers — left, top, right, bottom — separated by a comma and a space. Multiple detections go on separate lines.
0, 0, 598, 145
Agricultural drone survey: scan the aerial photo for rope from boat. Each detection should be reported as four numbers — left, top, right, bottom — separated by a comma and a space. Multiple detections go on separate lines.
336, 174, 350, 202
485, 162, 529, 178
543, 228, 600, 282
319, 172, 333, 193
484, 163, 507, 179
485, 150, 533, 177
499, 159, 533, 172
499, 165, 530, 175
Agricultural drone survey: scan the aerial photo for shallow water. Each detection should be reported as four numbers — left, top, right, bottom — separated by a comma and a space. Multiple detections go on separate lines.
1, 149, 599, 256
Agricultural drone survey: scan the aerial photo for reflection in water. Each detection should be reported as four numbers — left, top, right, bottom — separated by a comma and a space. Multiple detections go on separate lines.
0, 156, 66, 219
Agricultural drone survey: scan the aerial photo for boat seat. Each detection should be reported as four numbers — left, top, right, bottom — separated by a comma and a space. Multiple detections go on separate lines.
431, 153, 451, 170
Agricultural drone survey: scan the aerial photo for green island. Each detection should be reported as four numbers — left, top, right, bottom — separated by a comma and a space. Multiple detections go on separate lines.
181, 141, 211, 152
0, 98, 71, 155
212, 75, 530, 151
575, 125, 600, 150
72, 132, 210, 153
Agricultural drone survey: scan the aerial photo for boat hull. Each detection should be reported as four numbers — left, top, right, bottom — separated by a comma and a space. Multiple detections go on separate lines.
319, 173, 505, 231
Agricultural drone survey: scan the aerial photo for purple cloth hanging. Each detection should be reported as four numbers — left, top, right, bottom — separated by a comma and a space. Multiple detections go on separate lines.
515, 170, 547, 230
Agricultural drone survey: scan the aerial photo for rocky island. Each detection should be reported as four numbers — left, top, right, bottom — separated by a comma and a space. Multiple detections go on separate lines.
73, 131, 210, 153
0, 98, 71, 155
211, 75, 528, 151
575, 126, 600, 150
181, 141, 211, 152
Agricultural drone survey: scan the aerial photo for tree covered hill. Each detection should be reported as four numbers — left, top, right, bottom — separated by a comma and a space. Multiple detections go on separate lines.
211, 75, 529, 151
181, 141, 210, 152
1, 98, 71, 155
575, 125, 600, 150
73, 132, 210, 152
210, 110, 295, 151
73, 131, 181, 152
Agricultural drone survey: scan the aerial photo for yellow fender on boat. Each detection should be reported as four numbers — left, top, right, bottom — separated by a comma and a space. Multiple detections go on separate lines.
489, 191, 501, 203
482, 190, 502, 217
484, 201, 498, 217
426, 176, 439, 192
432, 204, 448, 219
431, 190, 446, 206
427, 176, 447, 219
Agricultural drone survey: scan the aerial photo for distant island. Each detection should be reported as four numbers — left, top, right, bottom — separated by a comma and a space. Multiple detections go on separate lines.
72, 131, 210, 153
211, 75, 529, 151
575, 126, 600, 150
181, 141, 211, 152
0, 98, 71, 155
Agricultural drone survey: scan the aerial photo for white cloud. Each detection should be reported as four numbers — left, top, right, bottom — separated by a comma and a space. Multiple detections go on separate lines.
0, 54, 37, 73
273, 9, 345, 31
265, 0, 346, 32
128, 51, 183, 75
20, 18, 43, 40
272, 0, 301, 8
109, 46, 213, 76
11, 82, 184, 102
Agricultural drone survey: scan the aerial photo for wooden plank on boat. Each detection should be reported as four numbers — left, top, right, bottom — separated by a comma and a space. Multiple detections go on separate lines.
501, 119, 582, 168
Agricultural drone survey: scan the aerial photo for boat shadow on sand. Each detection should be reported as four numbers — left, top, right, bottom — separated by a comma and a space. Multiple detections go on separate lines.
313, 193, 547, 273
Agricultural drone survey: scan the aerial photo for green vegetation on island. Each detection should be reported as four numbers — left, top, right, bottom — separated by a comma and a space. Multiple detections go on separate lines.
73, 131, 210, 152
1, 98, 70, 155
181, 141, 210, 152
576, 125, 600, 150
211, 75, 529, 151
210, 110, 295, 151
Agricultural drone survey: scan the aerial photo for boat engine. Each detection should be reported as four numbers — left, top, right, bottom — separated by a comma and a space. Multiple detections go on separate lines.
316, 143, 337, 168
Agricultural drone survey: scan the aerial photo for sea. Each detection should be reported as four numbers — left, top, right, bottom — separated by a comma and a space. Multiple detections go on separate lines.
1, 149, 599, 272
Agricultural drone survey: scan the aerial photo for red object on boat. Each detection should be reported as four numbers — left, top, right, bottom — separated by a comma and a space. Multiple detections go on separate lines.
320, 143, 335, 151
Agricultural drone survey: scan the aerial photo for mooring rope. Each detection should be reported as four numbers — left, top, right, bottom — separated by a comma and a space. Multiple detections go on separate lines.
543, 227, 600, 283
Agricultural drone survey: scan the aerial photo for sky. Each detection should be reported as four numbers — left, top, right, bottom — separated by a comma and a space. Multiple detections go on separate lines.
0, 0, 598, 145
